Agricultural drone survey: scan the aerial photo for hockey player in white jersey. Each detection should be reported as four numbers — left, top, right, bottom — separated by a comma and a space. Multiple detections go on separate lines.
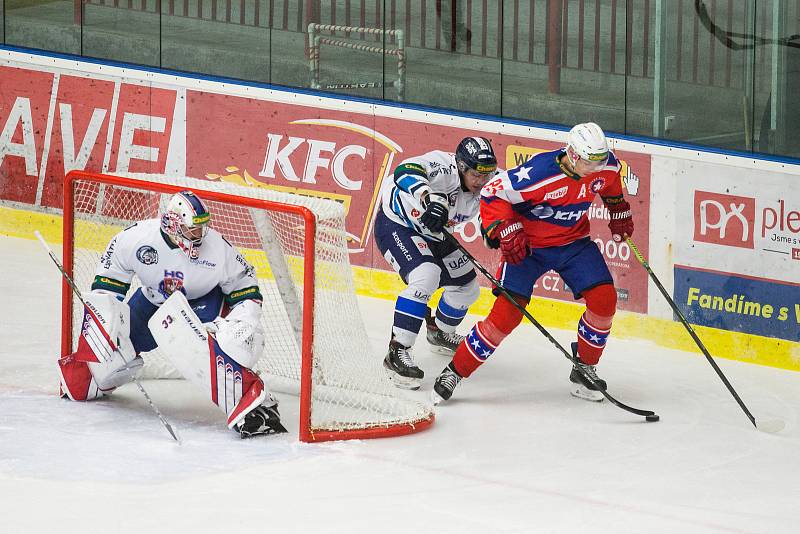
57, 190, 287, 438
374, 137, 498, 389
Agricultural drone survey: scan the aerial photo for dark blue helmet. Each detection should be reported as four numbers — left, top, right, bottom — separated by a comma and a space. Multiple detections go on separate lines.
455, 136, 497, 175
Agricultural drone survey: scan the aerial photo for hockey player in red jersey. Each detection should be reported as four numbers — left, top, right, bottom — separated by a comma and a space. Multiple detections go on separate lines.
431, 122, 635, 404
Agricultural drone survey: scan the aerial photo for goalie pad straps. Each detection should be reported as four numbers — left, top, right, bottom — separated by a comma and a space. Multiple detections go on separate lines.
149, 292, 266, 428
58, 293, 142, 401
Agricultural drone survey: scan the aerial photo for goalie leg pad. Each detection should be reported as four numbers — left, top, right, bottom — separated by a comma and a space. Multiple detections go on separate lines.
148, 292, 267, 428
59, 293, 142, 400
211, 299, 265, 369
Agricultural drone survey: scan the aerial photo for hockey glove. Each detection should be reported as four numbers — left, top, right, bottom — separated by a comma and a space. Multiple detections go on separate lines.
607, 199, 634, 242
490, 220, 528, 265
419, 192, 450, 233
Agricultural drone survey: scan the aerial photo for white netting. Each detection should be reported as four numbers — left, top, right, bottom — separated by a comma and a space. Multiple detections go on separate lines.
67, 173, 433, 438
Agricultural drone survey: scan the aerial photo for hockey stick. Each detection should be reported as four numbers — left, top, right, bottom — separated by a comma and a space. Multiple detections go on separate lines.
695, 0, 800, 50
626, 238, 784, 433
34, 231, 181, 443
442, 231, 658, 420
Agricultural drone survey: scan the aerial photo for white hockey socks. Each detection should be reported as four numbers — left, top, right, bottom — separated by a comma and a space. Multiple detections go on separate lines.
148, 292, 268, 428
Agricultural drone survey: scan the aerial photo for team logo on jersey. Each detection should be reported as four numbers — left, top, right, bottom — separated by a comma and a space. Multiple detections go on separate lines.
448, 191, 458, 206
590, 177, 606, 193
136, 245, 159, 265
158, 270, 185, 299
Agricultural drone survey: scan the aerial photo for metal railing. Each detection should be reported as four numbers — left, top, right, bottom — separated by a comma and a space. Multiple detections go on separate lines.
75, 0, 757, 91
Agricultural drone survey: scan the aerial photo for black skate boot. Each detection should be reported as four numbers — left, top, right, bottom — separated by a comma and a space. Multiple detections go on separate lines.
569, 342, 606, 402
431, 362, 463, 405
425, 308, 465, 356
236, 400, 288, 438
384, 337, 424, 390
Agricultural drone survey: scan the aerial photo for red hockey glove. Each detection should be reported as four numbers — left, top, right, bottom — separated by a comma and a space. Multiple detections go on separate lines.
493, 220, 528, 265
607, 199, 634, 242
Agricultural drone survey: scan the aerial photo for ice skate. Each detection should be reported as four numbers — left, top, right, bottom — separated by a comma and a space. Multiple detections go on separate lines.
431, 362, 463, 405
235, 399, 287, 438
425, 309, 465, 356
383, 337, 423, 390
569, 342, 606, 402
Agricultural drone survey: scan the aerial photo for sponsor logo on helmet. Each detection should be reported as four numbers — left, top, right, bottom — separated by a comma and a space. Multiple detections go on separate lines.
136, 245, 159, 265
587, 151, 609, 162
192, 212, 211, 225
475, 162, 497, 173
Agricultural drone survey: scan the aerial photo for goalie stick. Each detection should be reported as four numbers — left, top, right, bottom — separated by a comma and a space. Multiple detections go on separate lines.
626, 237, 785, 434
441, 231, 659, 420
35, 231, 181, 443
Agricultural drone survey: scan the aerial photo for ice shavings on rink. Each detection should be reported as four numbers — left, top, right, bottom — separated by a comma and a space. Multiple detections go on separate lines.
1, 234, 799, 534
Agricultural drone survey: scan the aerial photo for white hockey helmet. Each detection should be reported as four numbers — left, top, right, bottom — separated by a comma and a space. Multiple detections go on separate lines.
565, 122, 609, 171
160, 190, 211, 259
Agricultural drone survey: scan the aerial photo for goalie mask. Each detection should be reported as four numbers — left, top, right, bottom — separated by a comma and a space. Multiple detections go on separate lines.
565, 122, 609, 174
160, 191, 211, 259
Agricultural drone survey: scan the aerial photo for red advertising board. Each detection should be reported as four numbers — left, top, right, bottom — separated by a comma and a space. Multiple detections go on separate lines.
0, 62, 651, 313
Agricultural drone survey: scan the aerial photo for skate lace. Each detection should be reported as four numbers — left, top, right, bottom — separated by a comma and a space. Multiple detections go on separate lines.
578, 363, 600, 382
441, 331, 465, 345
397, 346, 416, 368
439, 370, 461, 391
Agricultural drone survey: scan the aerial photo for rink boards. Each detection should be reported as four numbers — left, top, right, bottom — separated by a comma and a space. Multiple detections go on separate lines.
0, 47, 798, 370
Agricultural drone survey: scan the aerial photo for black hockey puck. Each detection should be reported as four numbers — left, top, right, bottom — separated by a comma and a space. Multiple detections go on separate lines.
645, 414, 660, 422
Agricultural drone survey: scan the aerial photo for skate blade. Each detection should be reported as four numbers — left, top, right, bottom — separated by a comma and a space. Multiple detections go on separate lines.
570, 384, 604, 402
430, 389, 447, 405
427, 344, 456, 357
384, 367, 421, 390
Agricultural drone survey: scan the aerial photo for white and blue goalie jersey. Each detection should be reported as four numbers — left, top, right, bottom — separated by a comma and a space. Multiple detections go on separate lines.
92, 219, 261, 306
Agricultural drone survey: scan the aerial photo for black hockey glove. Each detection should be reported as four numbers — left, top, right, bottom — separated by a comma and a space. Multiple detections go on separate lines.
419, 192, 450, 233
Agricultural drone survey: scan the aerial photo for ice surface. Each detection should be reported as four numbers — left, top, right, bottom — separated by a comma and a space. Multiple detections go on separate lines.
1, 235, 798, 533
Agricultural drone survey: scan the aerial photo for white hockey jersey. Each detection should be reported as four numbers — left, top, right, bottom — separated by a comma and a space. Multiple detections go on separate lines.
92, 219, 261, 306
379, 150, 485, 242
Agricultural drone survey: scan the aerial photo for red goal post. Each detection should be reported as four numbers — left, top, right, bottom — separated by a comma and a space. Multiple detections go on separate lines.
61, 170, 434, 442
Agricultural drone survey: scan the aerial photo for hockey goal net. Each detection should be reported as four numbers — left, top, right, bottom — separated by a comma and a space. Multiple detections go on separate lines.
61, 170, 434, 442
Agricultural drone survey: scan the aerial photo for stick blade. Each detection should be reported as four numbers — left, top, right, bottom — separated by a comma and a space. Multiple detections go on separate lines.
756, 418, 785, 435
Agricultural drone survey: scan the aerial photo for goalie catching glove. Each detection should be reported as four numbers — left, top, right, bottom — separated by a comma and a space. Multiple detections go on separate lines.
419, 192, 450, 233
482, 219, 528, 265
605, 198, 634, 242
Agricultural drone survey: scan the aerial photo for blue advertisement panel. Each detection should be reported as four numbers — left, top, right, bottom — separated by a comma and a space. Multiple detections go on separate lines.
673, 265, 800, 342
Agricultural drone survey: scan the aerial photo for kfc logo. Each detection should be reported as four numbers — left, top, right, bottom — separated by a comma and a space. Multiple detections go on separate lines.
693, 191, 755, 249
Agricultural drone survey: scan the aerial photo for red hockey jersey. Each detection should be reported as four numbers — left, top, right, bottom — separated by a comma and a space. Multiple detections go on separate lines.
480, 149, 625, 248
